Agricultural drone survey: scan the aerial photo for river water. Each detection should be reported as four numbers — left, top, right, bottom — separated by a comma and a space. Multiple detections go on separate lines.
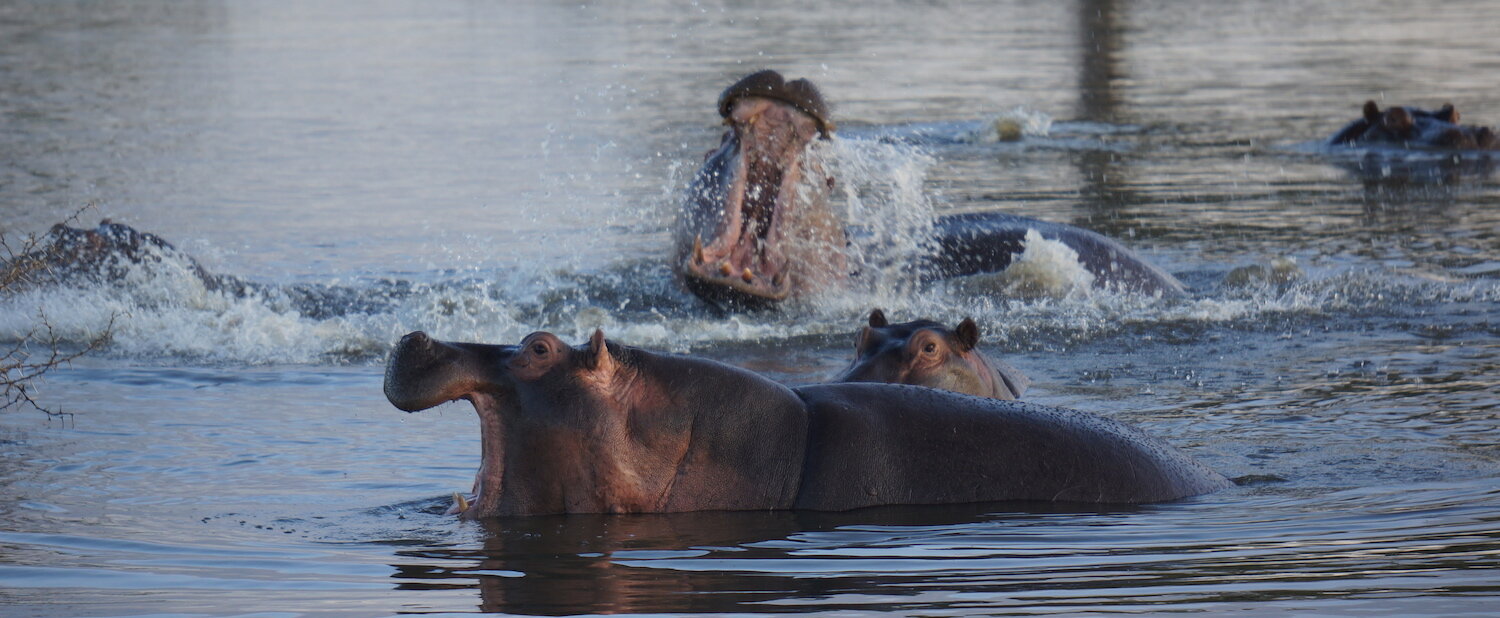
2, 0, 1498, 615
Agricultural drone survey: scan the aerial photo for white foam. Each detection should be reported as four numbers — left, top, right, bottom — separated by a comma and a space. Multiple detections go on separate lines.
945, 229, 1096, 300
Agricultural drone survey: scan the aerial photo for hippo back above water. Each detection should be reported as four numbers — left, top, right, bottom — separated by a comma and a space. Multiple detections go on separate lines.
1328, 100, 1498, 151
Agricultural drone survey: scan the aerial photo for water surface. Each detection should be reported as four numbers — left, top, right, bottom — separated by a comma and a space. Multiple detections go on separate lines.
2, 0, 1498, 615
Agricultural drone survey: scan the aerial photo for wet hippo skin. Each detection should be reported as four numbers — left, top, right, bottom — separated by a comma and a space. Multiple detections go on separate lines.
677, 70, 1185, 310
383, 329, 1231, 518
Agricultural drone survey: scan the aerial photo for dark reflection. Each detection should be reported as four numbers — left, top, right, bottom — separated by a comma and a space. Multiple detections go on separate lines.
1076, 0, 1122, 124
389, 502, 1133, 615
1334, 153, 1500, 187
1071, 0, 1149, 238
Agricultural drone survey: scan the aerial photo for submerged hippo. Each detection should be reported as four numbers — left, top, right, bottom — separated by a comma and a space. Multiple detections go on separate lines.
836, 309, 1030, 400
678, 70, 1185, 310
1328, 101, 1498, 150
383, 329, 1230, 518
7, 220, 397, 319
6, 219, 219, 289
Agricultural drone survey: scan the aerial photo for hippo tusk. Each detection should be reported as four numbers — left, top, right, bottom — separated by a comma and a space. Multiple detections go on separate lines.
451, 492, 469, 514
693, 235, 705, 264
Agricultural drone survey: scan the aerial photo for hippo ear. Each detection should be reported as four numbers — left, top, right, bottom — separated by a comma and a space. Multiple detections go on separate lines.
585, 329, 615, 373
854, 326, 873, 352
955, 318, 980, 352
1363, 101, 1381, 122
1384, 107, 1413, 132
868, 309, 888, 328
1437, 103, 1458, 123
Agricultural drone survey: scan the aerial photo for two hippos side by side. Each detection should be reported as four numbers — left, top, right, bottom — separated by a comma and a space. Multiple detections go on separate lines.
383, 328, 1230, 519
1327, 100, 1497, 151
676, 70, 1187, 311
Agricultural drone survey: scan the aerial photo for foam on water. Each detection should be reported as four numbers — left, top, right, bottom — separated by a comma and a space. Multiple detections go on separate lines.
4, 237, 1495, 365
3, 132, 1496, 364
943, 229, 1097, 300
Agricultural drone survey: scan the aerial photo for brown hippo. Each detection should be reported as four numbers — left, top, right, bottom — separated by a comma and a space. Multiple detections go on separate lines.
1328, 101, 1498, 150
677, 70, 1185, 310
836, 309, 1031, 400
383, 329, 1231, 518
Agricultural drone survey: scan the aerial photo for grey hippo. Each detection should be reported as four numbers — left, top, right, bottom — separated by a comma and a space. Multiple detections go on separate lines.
383, 329, 1231, 518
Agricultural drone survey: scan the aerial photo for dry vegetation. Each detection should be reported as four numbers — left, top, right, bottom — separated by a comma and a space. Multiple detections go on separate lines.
1, 211, 113, 417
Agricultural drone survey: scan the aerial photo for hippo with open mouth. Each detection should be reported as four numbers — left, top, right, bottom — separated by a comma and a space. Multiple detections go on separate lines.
677, 70, 843, 308
676, 70, 1186, 310
383, 329, 1230, 518
1328, 100, 1498, 150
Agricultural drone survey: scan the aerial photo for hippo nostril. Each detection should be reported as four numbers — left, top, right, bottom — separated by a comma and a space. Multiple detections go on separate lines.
401, 331, 432, 351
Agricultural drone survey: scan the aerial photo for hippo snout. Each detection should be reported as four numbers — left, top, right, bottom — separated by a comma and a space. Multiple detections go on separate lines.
400, 331, 432, 352
384, 332, 516, 413
385, 331, 448, 412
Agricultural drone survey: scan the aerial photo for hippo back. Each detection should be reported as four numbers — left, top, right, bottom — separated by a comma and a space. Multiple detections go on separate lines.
791, 383, 1229, 510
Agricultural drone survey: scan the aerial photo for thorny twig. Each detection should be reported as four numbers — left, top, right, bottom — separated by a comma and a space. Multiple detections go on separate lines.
1, 206, 116, 417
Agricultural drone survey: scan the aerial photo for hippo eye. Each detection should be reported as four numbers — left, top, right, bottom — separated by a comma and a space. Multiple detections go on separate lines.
923, 342, 938, 355
531, 343, 549, 356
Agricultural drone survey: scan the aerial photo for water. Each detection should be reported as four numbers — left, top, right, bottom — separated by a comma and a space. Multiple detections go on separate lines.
2, 0, 1498, 614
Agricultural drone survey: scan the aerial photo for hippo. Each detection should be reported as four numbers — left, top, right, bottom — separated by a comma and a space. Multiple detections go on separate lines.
7, 220, 398, 319
1327, 101, 1498, 151
383, 329, 1231, 518
6, 219, 220, 289
678, 70, 1185, 310
836, 309, 1031, 400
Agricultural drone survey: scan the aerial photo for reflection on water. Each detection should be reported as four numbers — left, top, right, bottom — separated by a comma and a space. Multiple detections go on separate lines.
2, 0, 1499, 615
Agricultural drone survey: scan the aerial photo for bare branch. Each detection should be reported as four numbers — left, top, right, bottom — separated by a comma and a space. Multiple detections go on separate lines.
1, 205, 115, 416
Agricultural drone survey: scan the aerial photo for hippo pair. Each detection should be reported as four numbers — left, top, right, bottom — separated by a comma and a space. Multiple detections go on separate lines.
384, 324, 1230, 519
1328, 100, 1498, 151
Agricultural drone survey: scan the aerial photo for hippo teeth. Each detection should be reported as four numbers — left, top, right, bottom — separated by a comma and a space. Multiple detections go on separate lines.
719, 262, 733, 276
447, 491, 470, 515
693, 235, 705, 264
741, 267, 754, 283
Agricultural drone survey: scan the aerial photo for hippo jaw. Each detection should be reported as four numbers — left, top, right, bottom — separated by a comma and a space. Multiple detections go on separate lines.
384, 332, 516, 518
679, 71, 844, 309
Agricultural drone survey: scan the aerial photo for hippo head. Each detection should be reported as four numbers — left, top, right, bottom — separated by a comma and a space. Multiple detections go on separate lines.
44, 220, 175, 269
7, 219, 214, 288
835, 309, 1030, 400
676, 70, 847, 309
1330, 101, 1498, 150
384, 330, 701, 518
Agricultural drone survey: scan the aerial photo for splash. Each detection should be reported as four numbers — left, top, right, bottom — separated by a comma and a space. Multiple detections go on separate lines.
813, 135, 938, 309
943, 230, 1096, 299
2, 237, 1495, 365
965, 107, 1054, 143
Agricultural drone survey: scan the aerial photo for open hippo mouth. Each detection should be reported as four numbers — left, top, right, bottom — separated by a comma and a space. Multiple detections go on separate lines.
679, 70, 841, 309
384, 331, 514, 518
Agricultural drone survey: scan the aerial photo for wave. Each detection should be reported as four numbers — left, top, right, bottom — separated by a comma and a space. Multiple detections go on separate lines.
4, 126, 1495, 365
